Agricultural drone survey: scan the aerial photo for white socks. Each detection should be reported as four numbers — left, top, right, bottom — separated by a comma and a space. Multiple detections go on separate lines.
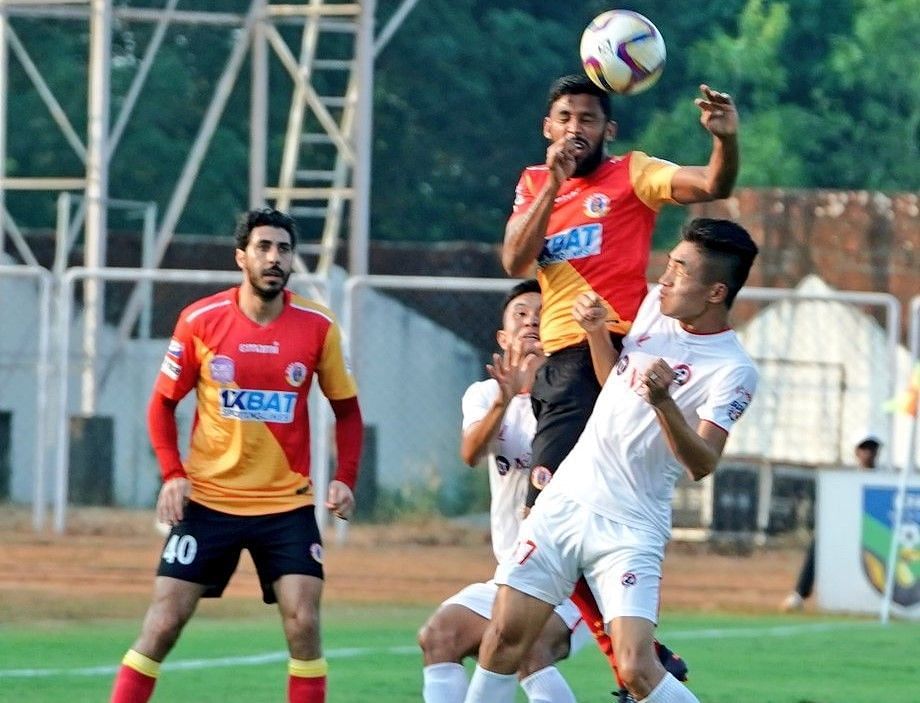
423, 663, 468, 703
520, 665, 576, 703
463, 665, 516, 703
641, 672, 701, 703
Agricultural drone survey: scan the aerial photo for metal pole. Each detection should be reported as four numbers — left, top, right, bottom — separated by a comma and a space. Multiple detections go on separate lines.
349, 0, 374, 276
81, 0, 112, 415
249, 0, 268, 209
0, 6, 8, 257
140, 203, 156, 339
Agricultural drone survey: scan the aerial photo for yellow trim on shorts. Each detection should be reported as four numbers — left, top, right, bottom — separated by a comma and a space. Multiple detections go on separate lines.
288, 656, 328, 678
122, 649, 161, 678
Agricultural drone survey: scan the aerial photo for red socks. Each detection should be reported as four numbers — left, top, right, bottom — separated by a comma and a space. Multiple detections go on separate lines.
110, 650, 159, 703
288, 657, 328, 703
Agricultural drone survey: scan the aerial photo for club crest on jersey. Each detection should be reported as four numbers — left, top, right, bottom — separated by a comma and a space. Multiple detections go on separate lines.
621, 571, 637, 587
538, 224, 602, 265
615, 354, 630, 375
310, 543, 324, 564
530, 465, 553, 490
219, 388, 297, 423
583, 193, 611, 217
285, 362, 308, 387
210, 355, 235, 384
495, 455, 511, 476
672, 364, 692, 386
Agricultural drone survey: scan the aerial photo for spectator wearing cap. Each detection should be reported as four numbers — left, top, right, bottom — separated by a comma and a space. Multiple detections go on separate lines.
781, 432, 882, 611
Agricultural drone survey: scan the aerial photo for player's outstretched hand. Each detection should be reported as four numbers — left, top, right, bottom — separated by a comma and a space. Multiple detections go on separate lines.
326, 480, 355, 520
156, 477, 191, 526
694, 84, 738, 138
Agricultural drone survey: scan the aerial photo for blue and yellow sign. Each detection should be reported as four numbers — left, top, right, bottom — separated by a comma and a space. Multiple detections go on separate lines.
861, 486, 920, 608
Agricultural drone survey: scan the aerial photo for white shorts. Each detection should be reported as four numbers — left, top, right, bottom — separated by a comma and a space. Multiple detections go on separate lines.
441, 579, 592, 653
494, 493, 665, 625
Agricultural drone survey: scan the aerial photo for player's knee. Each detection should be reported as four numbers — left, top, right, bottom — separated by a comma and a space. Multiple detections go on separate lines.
615, 651, 659, 695
282, 605, 320, 643
142, 608, 187, 653
418, 616, 461, 662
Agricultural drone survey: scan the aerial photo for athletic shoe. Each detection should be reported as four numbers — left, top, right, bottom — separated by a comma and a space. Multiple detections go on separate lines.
657, 642, 689, 682
781, 592, 804, 611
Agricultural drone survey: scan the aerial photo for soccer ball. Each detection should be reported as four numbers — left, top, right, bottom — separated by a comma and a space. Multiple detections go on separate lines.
580, 10, 666, 95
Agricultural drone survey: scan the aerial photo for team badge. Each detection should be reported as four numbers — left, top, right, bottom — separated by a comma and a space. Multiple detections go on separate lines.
583, 193, 611, 218
209, 355, 235, 384
495, 456, 511, 477
672, 363, 692, 386
615, 354, 630, 375
310, 543, 324, 564
621, 571, 637, 587
530, 465, 553, 490
285, 362, 308, 387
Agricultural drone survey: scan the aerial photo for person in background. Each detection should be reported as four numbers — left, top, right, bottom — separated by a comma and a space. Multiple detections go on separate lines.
781, 432, 881, 612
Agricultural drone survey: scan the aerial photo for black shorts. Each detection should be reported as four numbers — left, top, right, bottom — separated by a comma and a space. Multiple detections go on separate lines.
157, 502, 324, 604
527, 337, 622, 505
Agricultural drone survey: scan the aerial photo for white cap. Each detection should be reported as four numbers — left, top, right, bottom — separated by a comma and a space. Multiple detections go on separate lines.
853, 431, 883, 448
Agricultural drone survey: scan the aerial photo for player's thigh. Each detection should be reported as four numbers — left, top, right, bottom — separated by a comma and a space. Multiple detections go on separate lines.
582, 517, 664, 625
156, 501, 244, 598
495, 494, 585, 607
247, 506, 324, 604
491, 583, 557, 648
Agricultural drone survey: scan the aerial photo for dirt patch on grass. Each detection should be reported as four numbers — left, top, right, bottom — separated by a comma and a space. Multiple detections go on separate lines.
0, 507, 807, 622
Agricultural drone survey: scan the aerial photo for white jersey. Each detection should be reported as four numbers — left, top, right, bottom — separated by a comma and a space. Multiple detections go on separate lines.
545, 285, 758, 542
461, 379, 536, 563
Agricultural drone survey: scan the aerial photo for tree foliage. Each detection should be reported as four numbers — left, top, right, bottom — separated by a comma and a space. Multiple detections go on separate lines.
3, 0, 917, 245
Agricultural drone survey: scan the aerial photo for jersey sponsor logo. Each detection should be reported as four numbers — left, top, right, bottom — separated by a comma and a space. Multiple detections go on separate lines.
219, 388, 297, 423
495, 455, 511, 476
621, 571, 637, 587
513, 184, 526, 208
238, 341, 280, 354
672, 363, 692, 386
310, 542, 324, 565
538, 223, 602, 265
727, 385, 753, 421
583, 193, 611, 217
615, 354, 630, 375
166, 338, 183, 358
285, 362, 308, 387
160, 357, 181, 381
210, 355, 235, 383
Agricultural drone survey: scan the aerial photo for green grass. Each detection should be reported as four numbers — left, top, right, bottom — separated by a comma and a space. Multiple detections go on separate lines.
0, 606, 916, 702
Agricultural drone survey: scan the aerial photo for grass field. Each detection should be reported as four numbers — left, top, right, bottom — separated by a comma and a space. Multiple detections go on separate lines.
0, 605, 915, 702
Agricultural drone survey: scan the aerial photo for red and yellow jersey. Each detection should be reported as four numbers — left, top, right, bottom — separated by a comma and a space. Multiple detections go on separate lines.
154, 288, 358, 515
510, 151, 679, 353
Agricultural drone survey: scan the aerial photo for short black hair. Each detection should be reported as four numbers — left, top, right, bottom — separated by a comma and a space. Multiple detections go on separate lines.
234, 208, 297, 250
681, 218, 758, 309
501, 279, 540, 317
546, 74, 611, 120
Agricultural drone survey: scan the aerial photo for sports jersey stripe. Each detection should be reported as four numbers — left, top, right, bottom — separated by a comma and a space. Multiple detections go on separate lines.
185, 298, 232, 322
289, 302, 334, 324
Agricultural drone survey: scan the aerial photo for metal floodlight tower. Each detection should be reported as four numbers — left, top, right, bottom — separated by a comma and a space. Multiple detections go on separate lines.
0, 0, 422, 530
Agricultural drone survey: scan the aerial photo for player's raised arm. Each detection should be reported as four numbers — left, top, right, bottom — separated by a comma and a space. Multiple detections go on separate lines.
670, 85, 739, 204
573, 292, 620, 385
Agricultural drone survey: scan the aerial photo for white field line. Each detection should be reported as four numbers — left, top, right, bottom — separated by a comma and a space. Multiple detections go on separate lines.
0, 621, 880, 679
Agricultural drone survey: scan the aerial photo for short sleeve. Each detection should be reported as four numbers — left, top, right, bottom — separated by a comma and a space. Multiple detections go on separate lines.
629, 151, 680, 211
697, 363, 758, 433
461, 380, 499, 432
316, 321, 359, 400
509, 169, 536, 218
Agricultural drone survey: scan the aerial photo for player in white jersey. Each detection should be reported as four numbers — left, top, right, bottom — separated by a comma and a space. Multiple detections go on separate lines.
464, 218, 760, 703
419, 280, 591, 703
